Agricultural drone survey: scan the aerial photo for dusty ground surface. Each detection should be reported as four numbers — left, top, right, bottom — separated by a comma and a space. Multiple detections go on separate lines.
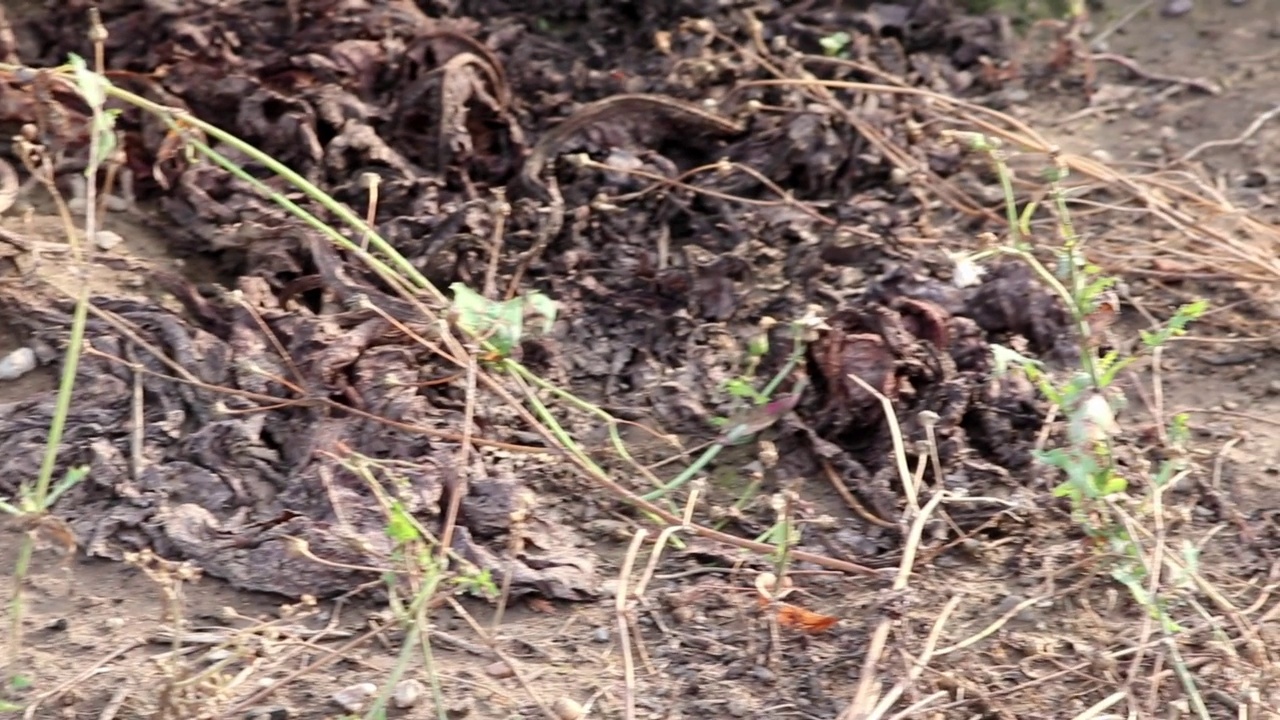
0, 0, 1278, 718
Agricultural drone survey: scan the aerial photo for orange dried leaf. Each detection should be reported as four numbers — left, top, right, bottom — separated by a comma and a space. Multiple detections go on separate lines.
776, 603, 839, 634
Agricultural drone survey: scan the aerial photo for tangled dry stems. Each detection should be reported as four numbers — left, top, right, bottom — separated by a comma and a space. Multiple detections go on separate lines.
4, 10, 1278, 719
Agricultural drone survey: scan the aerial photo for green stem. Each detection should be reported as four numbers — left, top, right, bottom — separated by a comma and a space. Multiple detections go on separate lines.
9, 60, 99, 681
94, 83, 442, 305
641, 444, 725, 501
364, 574, 441, 720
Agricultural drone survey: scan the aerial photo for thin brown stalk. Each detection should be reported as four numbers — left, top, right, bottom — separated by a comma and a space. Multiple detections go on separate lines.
616, 530, 648, 720
865, 594, 962, 720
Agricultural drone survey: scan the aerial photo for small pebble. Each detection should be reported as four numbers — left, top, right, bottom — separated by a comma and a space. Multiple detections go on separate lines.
751, 665, 776, 683
552, 697, 585, 720
1222, 400, 1239, 411
592, 627, 610, 643
1003, 88, 1030, 103
393, 679, 424, 709
103, 616, 125, 631
93, 230, 123, 250
1161, 0, 1194, 16
1089, 149, 1115, 164
485, 660, 514, 678
331, 682, 377, 713
727, 696, 752, 717
0, 347, 37, 380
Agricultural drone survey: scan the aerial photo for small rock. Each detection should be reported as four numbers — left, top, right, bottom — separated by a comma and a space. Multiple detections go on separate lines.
1161, 0, 1193, 16
393, 679, 424, 709
1222, 400, 1239, 411
0, 347, 36, 380
1003, 88, 1030, 104
103, 617, 125, 631
1089, 149, 1115, 164
1267, 380, 1280, 395
592, 627, 610, 643
331, 682, 377, 713
484, 661, 514, 678
551, 697, 585, 720
727, 696, 752, 716
751, 665, 776, 683
93, 230, 123, 250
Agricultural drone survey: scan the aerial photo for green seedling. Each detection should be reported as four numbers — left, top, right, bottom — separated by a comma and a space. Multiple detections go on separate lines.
450, 284, 557, 359
820, 32, 852, 57
642, 377, 808, 502
952, 129, 1211, 719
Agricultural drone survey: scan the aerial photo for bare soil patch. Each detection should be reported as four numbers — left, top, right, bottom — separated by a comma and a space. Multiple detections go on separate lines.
0, 0, 1278, 718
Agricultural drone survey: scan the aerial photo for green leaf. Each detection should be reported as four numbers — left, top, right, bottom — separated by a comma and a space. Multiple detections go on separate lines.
724, 377, 763, 402
450, 285, 558, 357
990, 343, 1041, 376
44, 465, 89, 509
1051, 479, 1078, 499
1153, 458, 1181, 487
68, 55, 120, 169
68, 54, 102, 106
450, 285, 529, 355
1168, 413, 1190, 445
1098, 354, 1138, 389
523, 292, 558, 334
1098, 470, 1127, 496
385, 502, 419, 544
1079, 275, 1115, 306
819, 32, 851, 56
8, 676, 30, 692
1142, 300, 1207, 348
1018, 201, 1037, 236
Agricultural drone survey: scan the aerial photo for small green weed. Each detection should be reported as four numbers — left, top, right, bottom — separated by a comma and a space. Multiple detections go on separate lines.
948, 129, 1212, 719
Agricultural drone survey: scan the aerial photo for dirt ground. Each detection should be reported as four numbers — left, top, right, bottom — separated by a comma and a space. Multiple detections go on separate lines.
1, 0, 1279, 718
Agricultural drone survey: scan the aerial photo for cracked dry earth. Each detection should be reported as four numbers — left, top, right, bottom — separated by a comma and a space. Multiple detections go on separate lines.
0, 0, 1279, 718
